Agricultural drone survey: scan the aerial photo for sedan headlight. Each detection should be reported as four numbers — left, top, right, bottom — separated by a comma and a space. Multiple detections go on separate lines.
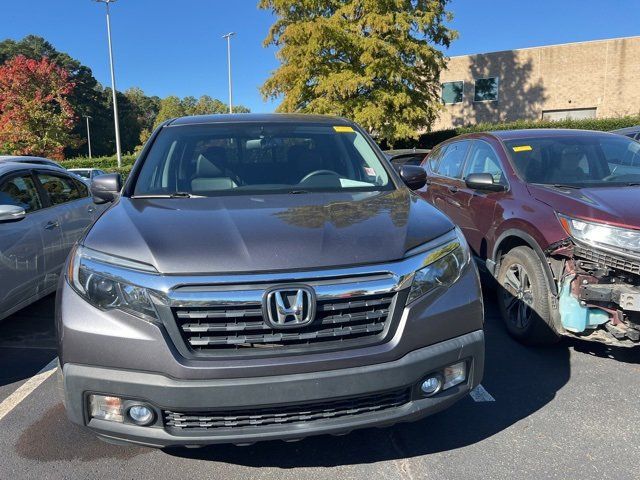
67, 245, 159, 321
407, 228, 471, 304
558, 214, 640, 255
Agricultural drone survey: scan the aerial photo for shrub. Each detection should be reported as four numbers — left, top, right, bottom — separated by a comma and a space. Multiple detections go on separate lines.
61, 154, 136, 170
61, 154, 135, 180
391, 114, 640, 149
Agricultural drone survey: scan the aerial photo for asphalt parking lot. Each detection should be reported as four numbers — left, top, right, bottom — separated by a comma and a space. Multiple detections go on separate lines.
0, 291, 638, 480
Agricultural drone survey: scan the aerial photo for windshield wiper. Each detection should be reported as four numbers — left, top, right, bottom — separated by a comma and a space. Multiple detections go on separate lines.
288, 189, 311, 194
131, 192, 204, 199
548, 184, 582, 190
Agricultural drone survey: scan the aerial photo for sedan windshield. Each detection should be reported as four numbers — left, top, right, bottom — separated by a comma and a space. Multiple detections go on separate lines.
504, 134, 640, 187
132, 123, 392, 197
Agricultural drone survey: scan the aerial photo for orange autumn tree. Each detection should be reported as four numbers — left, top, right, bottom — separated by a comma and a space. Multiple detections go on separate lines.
0, 55, 78, 159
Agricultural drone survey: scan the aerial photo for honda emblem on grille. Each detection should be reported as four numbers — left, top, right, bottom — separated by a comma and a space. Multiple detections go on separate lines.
263, 285, 316, 329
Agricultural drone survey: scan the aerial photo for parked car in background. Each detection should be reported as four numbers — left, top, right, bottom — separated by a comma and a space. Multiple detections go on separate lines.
57, 114, 484, 448
0, 155, 65, 170
419, 129, 640, 346
0, 162, 104, 321
385, 148, 431, 168
611, 126, 640, 141
68, 168, 107, 181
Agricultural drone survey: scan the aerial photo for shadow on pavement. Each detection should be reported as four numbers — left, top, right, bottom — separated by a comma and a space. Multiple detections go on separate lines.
565, 337, 640, 364
15, 403, 150, 462
0, 295, 57, 388
165, 298, 572, 467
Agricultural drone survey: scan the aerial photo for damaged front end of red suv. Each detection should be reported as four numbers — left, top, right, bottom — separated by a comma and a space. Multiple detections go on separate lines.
545, 216, 640, 346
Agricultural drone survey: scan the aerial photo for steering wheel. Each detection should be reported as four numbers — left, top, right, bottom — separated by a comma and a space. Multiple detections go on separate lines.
299, 170, 341, 183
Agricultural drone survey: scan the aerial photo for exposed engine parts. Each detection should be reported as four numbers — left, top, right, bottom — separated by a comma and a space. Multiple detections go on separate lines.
547, 240, 640, 346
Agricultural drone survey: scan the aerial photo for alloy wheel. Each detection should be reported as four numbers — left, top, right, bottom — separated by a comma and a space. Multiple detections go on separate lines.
501, 263, 535, 330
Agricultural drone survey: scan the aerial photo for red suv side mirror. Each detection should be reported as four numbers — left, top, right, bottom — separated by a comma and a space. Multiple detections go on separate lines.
465, 173, 506, 192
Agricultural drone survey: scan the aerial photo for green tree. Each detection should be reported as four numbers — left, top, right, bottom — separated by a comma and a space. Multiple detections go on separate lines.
125, 87, 160, 133
259, 0, 456, 143
232, 104, 251, 114
191, 95, 228, 115
181, 95, 198, 114
154, 95, 250, 127
154, 95, 186, 127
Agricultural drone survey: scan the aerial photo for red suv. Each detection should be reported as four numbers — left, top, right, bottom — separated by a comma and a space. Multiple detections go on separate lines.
419, 129, 640, 347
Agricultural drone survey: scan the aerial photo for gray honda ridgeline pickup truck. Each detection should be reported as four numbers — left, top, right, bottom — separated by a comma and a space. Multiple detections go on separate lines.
56, 114, 484, 447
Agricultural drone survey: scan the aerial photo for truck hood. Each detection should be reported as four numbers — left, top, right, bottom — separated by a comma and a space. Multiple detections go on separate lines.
83, 190, 454, 274
528, 184, 640, 229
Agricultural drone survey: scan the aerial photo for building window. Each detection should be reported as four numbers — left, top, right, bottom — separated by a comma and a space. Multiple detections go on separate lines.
441, 81, 463, 104
474, 77, 499, 102
542, 108, 597, 121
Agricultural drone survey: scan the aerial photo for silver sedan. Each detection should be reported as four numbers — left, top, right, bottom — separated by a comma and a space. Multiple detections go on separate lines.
0, 162, 105, 321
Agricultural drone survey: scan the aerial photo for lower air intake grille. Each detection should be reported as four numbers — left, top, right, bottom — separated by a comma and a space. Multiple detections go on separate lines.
574, 245, 640, 276
164, 388, 411, 431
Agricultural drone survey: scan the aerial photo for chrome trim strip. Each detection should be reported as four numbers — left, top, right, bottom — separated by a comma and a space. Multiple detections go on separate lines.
164, 277, 398, 308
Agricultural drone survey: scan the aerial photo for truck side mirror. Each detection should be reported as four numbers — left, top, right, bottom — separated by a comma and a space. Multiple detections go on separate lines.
91, 173, 122, 204
399, 165, 427, 190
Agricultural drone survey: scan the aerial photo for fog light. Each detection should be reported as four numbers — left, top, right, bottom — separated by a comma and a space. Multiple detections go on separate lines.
128, 404, 155, 426
420, 375, 442, 396
89, 394, 123, 422
443, 361, 466, 390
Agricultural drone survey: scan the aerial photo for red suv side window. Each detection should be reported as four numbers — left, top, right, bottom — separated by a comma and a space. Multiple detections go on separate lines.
434, 141, 471, 179
463, 141, 506, 185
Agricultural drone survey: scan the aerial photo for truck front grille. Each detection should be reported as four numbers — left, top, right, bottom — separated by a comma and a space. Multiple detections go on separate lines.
164, 388, 410, 431
173, 292, 396, 353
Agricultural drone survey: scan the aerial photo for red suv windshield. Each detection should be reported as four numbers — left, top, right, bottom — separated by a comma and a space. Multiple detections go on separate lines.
504, 134, 640, 187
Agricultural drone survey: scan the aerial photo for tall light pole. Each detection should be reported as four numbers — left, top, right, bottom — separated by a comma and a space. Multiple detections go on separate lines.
95, 0, 122, 167
222, 32, 236, 114
83, 115, 93, 159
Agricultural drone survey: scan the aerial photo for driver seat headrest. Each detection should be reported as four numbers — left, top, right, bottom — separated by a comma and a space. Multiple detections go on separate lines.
196, 147, 228, 177
559, 147, 586, 170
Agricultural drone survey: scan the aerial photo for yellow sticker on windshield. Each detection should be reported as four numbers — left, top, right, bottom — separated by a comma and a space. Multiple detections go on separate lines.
333, 126, 355, 133
512, 145, 533, 152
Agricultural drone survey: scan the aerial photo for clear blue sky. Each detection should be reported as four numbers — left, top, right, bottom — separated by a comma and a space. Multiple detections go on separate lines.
1, 0, 638, 113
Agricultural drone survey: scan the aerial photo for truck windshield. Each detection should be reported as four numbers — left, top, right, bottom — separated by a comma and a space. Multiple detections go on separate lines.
132, 123, 393, 197
504, 134, 640, 187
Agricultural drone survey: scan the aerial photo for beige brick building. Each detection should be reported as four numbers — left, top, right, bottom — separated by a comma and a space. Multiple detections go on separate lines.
434, 36, 640, 130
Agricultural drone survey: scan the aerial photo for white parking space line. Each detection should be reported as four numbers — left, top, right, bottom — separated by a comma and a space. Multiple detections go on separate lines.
0, 358, 58, 422
470, 384, 495, 402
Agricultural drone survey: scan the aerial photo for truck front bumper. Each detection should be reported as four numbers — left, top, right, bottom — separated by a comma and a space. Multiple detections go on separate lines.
62, 330, 484, 447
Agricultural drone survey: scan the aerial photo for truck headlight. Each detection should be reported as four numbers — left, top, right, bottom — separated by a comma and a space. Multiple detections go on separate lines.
67, 245, 159, 321
558, 214, 640, 255
407, 228, 471, 304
